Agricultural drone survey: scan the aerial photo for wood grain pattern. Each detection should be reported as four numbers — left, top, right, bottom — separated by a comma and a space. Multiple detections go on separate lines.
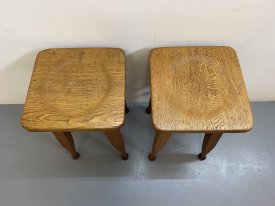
21, 48, 126, 132
150, 46, 253, 132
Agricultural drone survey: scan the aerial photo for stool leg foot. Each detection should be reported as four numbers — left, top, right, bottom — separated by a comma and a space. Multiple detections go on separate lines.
198, 133, 223, 161
72, 152, 80, 160
145, 107, 151, 114
121, 153, 129, 160
198, 153, 206, 161
148, 131, 171, 160
145, 97, 151, 114
125, 101, 129, 114
148, 153, 156, 161
104, 129, 129, 160
125, 107, 129, 113
53, 132, 79, 160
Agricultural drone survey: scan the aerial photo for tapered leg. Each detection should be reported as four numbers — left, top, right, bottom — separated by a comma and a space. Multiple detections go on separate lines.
104, 129, 129, 160
148, 131, 171, 161
53, 132, 79, 159
198, 133, 223, 160
146, 97, 151, 114
125, 101, 129, 113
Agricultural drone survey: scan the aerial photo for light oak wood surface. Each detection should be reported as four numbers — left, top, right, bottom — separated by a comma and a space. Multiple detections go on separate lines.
22, 48, 126, 132
150, 46, 253, 132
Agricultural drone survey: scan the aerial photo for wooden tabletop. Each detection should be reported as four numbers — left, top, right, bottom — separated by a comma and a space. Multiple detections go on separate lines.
150, 46, 253, 132
22, 48, 125, 132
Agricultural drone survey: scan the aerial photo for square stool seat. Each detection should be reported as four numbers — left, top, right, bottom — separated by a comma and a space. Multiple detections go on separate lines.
148, 46, 253, 161
151, 46, 253, 132
22, 48, 125, 131
22, 48, 128, 160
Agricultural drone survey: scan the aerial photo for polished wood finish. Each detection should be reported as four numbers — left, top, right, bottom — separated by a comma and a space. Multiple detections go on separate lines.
148, 46, 254, 160
22, 48, 128, 160
104, 129, 129, 160
22, 48, 125, 131
150, 46, 253, 132
198, 133, 222, 160
53, 132, 79, 159
148, 131, 171, 161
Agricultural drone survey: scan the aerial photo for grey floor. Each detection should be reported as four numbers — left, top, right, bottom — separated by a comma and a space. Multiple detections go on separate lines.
0, 102, 274, 206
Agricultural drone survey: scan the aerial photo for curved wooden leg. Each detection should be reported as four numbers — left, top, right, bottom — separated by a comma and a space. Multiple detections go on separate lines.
125, 101, 129, 114
198, 133, 223, 161
104, 129, 129, 160
148, 131, 171, 161
146, 97, 151, 114
53, 132, 79, 160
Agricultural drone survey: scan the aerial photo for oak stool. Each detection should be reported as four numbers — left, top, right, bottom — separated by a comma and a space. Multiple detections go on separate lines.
22, 48, 129, 160
147, 46, 253, 161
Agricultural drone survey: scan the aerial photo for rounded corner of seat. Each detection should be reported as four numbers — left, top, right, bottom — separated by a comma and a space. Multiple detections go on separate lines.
113, 114, 126, 129
36, 48, 53, 57
116, 48, 126, 56
223, 46, 237, 54
21, 120, 34, 132
150, 48, 162, 58
151, 119, 166, 132
246, 121, 254, 132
